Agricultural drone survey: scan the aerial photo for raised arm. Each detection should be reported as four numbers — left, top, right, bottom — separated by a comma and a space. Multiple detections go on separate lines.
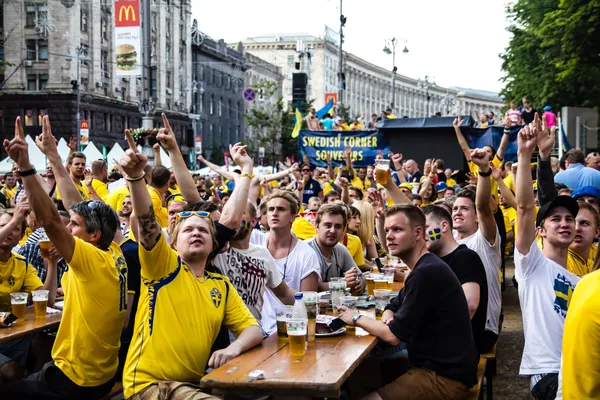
536, 116, 558, 207
453, 115, 472, 162
492, 167, 517, 209
4, 117, 76, 263
381, 169, 411, 205
496, 117, 512, 161
36, 122, 83, 210
218, 143, 253, 230
470, 149, 497, 245
120, 130, 158, 251
156, 113, 201, 203
152, 143, 162, 166
515, 124, 539, 255
197, 154, 236, 182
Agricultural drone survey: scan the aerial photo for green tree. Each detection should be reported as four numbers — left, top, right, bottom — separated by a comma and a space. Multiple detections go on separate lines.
500, 0, 600, 110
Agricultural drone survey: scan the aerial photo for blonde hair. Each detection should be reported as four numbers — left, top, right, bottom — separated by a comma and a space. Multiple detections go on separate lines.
353, 200, 375, 247
263, 190, 300, 216
169, 216, 219, 266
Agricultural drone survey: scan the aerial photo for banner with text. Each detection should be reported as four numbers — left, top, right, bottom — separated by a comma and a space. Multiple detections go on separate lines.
299, 130, 389, 167
114, 0, 141, 76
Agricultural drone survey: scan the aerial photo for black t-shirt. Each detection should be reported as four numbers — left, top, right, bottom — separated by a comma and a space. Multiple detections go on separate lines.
522, 108, 537, 124
441, 245, 489, 354
121, 239, 141, 341
409, 171, 423, 183
385, 253, 478, 387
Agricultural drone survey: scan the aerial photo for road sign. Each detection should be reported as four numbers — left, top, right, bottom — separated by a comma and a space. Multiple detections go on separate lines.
80, 121, 89, 144
325, 93, 337, 106
195, 135, 202, 155
242, 87, 256, 103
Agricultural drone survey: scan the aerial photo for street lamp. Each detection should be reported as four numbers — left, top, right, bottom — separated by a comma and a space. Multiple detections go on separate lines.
66, 46, 89, 149
417, 75, 435, 117
383, 38, 408, 113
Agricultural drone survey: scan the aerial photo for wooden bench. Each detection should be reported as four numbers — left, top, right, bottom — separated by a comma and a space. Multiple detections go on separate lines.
101, 382, 123, 400
481, 345, 497, 399
467, 358, 487, 400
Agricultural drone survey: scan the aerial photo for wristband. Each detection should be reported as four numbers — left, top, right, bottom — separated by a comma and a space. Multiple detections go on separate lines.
503, 127, 511, 135
19, 168, 36, 177
478, 169, 492, 177
125, 174, 146, 182
240, 173, 254, 179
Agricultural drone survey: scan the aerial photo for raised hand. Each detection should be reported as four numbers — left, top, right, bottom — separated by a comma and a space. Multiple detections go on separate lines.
35, 116, 59, 157
517, 124, 538, 156
537, 116, 556, 158
197, 154, 205, 162
156, 113, 178, 151
453, 115, 464, 129
3, 117, 31, 170
14, 198, 31, 222
469, 148, 490, 169
230, 142, 253, 170
84, 168, 93, 187
491, 167, 503, 181
120, 129, 148, 178
67, 137, 77, 151
153, 143, 161, 153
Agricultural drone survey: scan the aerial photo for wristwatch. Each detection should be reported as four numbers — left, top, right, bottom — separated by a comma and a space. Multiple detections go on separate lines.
351, 313, 362, 326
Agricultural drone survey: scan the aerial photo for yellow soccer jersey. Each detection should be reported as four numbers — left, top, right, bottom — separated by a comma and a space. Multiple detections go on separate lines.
91, 179, 109, 201
561, 270, 600, 399
342, 233, 365, 267
55, 180, 90, 202
123, 234, 258, 398
105, 185, 130, 212
148, 186, 168, 228
292, 216, 316, 240
0, 253, 43, 312
1, 185, 15, 199
18, 227, 33, 248
446, 177, 457, 187
52, 239, 127, 387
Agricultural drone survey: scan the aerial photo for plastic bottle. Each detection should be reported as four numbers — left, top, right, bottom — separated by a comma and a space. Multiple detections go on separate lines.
292, 293, 308, 320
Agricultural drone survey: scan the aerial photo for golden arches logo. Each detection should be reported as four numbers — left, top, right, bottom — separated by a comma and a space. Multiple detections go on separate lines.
118, 5, 136, 22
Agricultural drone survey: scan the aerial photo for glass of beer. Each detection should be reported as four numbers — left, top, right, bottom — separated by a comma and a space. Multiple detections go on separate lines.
375, 159, 390, 185
383, 267, 395, 285
366, 274, 376, 296
317, 293, 329, 315
39, 238, 53, 259
302, 292, 317, 342
340, 296, 358, 310
374, 289, 391, 318
374, 278, 389, 291
276, 306, 293, 338
286, 319, 307, 359
330, 279, 347, 309
10, 292, 27, 320
32, 290, 49, 319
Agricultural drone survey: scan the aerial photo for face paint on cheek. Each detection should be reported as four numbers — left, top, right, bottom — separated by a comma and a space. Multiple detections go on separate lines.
427, 228, 442, 241
239, 220, 251, 235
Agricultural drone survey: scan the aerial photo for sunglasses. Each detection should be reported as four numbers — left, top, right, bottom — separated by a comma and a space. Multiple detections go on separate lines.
87, 200, 101, 210
175, 211, 214, 225
302, 169, 310, 172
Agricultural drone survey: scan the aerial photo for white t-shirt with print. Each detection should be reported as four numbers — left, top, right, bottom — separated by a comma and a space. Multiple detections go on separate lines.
214, 244, 283, 323
260, 239, 321, 334
455, 227, 502, 334
514, 241, 580, 375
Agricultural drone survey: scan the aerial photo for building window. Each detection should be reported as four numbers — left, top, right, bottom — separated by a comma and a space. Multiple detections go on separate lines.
235, 127, 239, 142
166, 71, 172, 88
166, 18, 171, 38
80, 9, 88, 32
226, 76, 231, 90
105, 114, 111, 131
39, 74, 48, 90
199, 93, 203, 113
101, 50, 108, 71
26, 3, 47, 28
165, 43, 171, 64
228, 99, 232, 117
26, 40, 36, 60
199, 65, 204, 81
166, 99, 171, 109
38, 40, 48, 60
218, 97, 222, 116
210, 95, 214, 115
37, 109, 47, 125
27, 75, 37, 90
209, 124, 213, 142
101, 18, 108, 41
26, 40, 47, 61
151, 12, 157, 32
236, 101, 240, 122
24, 109, 35, 126
287, 55, 294, 66
227, 127, 231, 144
208, 69, 214, 85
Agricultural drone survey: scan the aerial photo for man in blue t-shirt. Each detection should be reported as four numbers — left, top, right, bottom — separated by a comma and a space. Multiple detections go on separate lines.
299, 164, 323, 204
321, 114, 335, 131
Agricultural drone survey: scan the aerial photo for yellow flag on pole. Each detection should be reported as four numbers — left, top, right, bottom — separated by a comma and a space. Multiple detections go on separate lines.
291, 108, 302, 138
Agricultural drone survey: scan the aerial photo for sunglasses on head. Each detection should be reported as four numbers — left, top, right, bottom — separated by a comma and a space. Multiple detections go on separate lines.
175, 211, 214, 225
87, 201, 101, 210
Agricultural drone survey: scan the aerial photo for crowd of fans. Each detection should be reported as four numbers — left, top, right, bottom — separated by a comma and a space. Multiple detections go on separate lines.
0, 106, 598, 400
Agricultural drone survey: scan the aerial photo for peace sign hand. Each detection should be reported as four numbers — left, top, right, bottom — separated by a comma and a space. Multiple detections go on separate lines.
120, 129, 148, 178
35, 116, 59, 157
3, 117, 32, 170
156, 113, 178, 151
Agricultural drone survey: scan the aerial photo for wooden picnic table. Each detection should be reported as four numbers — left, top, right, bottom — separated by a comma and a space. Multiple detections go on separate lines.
0, 307, 61, 344
201, 331, 378, 398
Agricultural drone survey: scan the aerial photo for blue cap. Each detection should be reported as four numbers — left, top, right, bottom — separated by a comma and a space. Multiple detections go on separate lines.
435, 182, 448, 192
543, 105, 552, 111
572, 186, 600, 200
294, 293, 303, 300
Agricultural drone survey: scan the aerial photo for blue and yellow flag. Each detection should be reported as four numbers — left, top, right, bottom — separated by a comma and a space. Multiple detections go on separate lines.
291, 107, 302, 138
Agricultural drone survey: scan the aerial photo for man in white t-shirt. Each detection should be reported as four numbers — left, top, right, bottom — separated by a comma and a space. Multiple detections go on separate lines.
304, 203, 365, 294
514, 120, 580, 400
452, 149, 502, 353
214, 201, 296, 324
252, 190, 320, 334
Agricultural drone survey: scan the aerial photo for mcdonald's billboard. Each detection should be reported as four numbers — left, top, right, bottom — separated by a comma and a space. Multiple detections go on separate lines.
114, 0, 141, 76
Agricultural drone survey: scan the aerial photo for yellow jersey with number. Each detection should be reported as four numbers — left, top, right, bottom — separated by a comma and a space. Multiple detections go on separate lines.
561, 269, 600, 399
0, 253, 43, 312
55, 180, 91, 202
52, 239, 127, 387
123, 234, 258, 398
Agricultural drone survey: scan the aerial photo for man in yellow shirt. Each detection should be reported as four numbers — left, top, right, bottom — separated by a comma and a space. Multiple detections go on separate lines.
119, 124, 262, 399
55, 152, 90, 206
147, 165, 170, 228
567, 202, 600, 277
3, 116, 125, 398
86, 160, 109, 201
1, 172, 17, 200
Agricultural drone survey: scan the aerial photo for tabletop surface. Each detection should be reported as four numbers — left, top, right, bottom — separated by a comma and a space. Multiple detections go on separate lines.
0, 307, 61, 343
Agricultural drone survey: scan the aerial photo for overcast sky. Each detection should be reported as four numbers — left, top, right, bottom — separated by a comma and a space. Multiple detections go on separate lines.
192, 0, 512, 93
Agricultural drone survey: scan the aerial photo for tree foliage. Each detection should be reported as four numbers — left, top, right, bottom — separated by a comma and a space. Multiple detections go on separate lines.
500, 0, 600, 110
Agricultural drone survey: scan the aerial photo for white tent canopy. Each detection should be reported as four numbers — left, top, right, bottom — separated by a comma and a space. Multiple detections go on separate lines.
56, 138, 71, 164
25, 135, 48, 171
0, 157, 14, 174
106, 143, 125, 170
82, 142, 104, 166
